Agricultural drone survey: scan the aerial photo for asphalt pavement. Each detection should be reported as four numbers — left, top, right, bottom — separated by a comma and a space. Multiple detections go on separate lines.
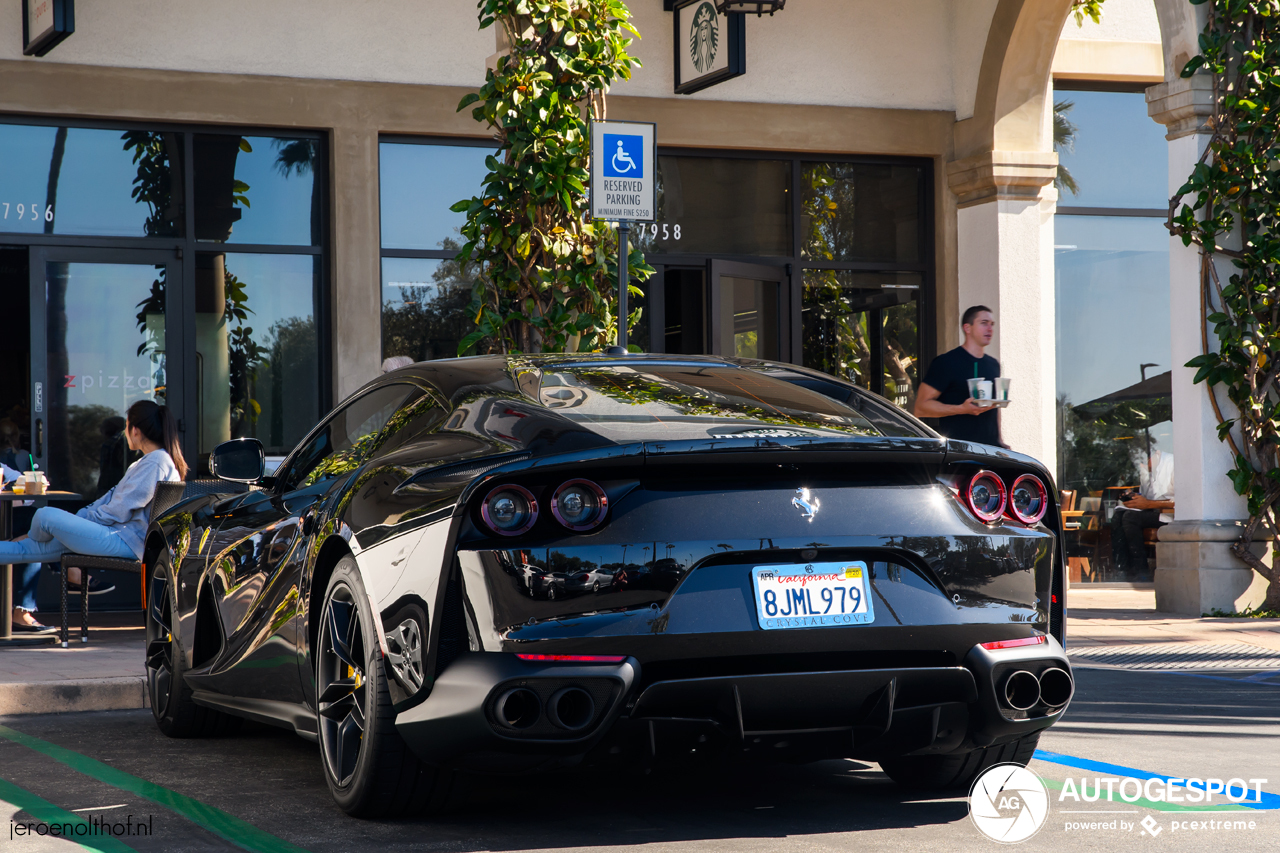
1, 665, 1277, 853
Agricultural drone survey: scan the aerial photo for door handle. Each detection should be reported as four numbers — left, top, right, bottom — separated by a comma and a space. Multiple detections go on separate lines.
35, 419, 42, 457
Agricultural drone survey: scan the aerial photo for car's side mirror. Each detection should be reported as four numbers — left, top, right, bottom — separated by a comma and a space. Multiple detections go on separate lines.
209, 438, 265, 483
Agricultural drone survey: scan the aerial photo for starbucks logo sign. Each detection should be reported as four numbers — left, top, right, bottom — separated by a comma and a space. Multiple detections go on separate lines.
689, 2, 719, 74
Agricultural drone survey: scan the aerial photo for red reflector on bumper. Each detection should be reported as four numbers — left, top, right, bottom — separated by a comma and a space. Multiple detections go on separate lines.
515, 654, 627, 663
980, 636, 1047, 650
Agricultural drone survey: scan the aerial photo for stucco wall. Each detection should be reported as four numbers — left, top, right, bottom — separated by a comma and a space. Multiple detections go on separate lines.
615, 0, 971, 113
953, 0, 1001, 122
1059, 0, 1161, 42
1053, 0, 1163, 83
1, 1, 990, 117
0, 0, 494, 87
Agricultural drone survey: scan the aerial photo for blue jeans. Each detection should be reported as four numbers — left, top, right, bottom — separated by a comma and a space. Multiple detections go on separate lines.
13, 562, 43, 612
2, 508, 135, 612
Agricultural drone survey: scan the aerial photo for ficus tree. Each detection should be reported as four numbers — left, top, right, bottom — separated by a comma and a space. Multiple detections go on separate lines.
453, 0, 653, 355
1171, 0, 1280, 612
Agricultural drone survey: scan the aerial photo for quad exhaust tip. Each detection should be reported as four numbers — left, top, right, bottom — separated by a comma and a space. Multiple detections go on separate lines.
547, 686, 596, 731
1038, 667, 1073, 708
496, 687, 541, 729
1002, 670, 1041, 711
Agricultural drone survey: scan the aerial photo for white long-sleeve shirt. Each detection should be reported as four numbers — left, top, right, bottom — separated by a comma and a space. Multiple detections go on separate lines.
75, 450, 181, 559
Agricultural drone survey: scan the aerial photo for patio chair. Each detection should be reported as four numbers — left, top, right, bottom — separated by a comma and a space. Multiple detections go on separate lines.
57, 478, 247, 648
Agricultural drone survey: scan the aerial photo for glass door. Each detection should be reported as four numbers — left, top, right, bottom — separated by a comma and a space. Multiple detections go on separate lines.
708, 260, 787, 361
29, 247, 181, 502
800, 270, 922, 408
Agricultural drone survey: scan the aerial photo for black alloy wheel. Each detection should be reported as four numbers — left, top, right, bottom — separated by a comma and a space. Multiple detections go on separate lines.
317, 580, 368, 788
145, 555, 240, 738
315, 556, 458, 817
145, 564, 175, 720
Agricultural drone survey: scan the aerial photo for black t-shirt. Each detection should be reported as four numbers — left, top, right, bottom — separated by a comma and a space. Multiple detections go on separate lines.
921, 346, 1001, 446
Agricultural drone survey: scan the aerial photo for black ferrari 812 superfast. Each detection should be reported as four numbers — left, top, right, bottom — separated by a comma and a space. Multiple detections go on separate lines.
143, 355, 1072, 816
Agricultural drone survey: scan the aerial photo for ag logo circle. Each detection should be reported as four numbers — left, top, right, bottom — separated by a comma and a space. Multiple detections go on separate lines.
969, 763, 1050, 843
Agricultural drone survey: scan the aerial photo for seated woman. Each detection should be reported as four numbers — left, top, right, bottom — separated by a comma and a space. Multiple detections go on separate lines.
5, 400, 185, 633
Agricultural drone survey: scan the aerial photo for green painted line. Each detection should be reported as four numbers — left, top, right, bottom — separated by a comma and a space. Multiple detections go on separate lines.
0, 775, 137, 853
0, 725, 309, 853
1041, 776, 1253, 813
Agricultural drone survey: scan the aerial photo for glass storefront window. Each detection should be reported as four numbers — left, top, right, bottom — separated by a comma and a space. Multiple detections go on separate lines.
801, 162, 922, 264
194, 134, 320, 245
1056, 91, 1169, 209
0, 124, 182, 238
632, 156, 791, 256
45, 262, 167, 501
195, 252, 320, 457
381, 257, 482, 363
379, 142, 492, 251
801, 270, 921, 407
1055, 215, 1171, 496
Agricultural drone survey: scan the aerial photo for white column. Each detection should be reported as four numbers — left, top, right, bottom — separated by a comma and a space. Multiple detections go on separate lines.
1149, 79, 1269, 614
954, 192, 1057, 469
1166, 133, 1244, 521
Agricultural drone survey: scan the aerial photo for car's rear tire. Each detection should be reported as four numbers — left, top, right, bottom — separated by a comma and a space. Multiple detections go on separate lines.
316, 556, 458, 817
879, 732, 1041, 791
145, 554, 242, 738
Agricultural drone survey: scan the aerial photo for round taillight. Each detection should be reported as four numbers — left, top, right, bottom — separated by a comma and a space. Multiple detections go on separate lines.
965, 470, 1007, 523
1008, 474, 1048, 524
551, 479, 608, 531
481, 485, 538, 536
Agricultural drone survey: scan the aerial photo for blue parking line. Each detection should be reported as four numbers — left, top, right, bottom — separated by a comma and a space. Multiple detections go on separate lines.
1033, 749, 1280, 810
1240, 670, 1280, 683
1151, 670, 1280, 687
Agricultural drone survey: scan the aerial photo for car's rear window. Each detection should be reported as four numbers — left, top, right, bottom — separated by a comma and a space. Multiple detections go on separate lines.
522, 364, 883, 440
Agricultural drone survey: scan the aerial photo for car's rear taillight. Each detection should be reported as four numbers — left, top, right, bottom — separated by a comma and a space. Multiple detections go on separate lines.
980, 636, 1046, 650
1007, 474, 1048, 525
516, 654, 626, 663
964, 470, 1007, 523
551, 479, 608, 531
481, 484, 538, 536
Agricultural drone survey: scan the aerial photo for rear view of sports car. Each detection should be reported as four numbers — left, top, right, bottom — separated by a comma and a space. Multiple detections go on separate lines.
141, 355, 1071, 816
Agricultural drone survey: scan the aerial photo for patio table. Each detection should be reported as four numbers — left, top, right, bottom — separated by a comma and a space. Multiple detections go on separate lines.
0, 491, 83, 647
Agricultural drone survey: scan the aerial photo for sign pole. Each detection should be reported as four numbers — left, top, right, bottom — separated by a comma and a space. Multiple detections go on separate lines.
617, 221, 630, 352
589, 119, 654, 355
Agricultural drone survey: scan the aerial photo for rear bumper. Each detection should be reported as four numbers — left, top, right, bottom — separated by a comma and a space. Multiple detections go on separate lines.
395, 638, 1072, 772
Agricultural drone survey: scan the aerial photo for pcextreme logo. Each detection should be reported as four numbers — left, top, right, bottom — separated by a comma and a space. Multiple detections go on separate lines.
969, 764, 1051, 843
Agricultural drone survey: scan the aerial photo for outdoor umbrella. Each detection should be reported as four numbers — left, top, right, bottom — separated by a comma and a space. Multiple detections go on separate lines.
1073, 370, 1172, 426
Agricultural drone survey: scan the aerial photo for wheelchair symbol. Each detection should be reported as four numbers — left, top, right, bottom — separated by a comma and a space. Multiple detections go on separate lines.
612, 140, 637, 174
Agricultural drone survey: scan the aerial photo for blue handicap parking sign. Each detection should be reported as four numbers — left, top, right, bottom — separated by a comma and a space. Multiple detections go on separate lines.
603, 133, 644, 178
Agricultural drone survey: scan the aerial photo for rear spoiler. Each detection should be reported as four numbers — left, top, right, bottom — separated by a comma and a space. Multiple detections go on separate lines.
642, 435, 948, 467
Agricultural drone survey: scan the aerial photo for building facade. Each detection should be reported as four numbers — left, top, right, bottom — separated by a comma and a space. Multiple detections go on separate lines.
0, 0, 1261, 612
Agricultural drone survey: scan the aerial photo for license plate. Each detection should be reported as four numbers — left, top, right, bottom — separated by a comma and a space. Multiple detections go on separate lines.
751, 561, 875, 630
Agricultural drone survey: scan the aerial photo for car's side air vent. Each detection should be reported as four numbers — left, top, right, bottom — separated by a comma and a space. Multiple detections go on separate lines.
434, 569, 468, 677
